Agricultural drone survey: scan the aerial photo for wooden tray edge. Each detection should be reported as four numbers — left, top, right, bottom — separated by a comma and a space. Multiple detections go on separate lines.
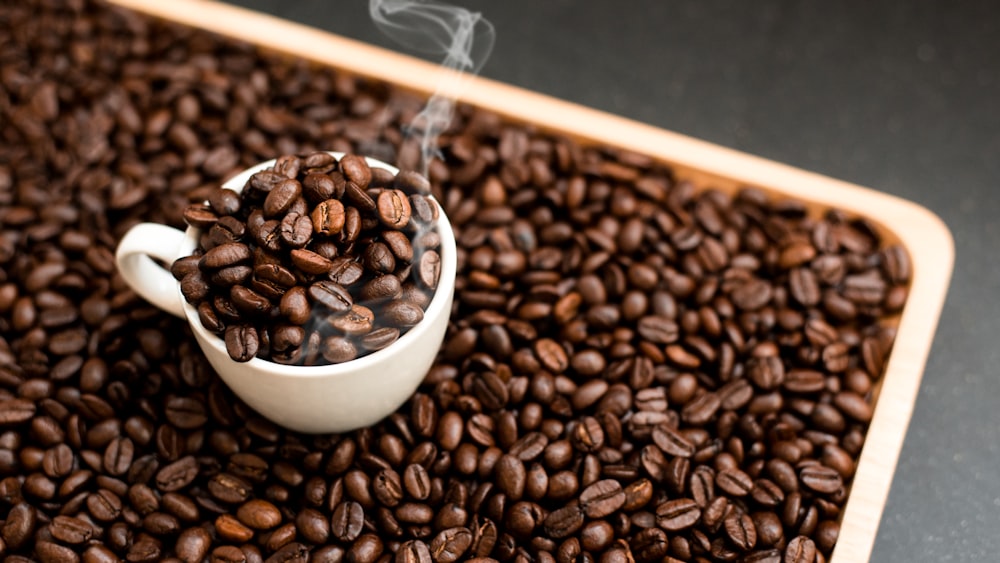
105, 1, 957, 561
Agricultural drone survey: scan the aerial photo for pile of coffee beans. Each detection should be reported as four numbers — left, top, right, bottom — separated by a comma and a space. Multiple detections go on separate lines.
0, 0, 910, 562
172, 152, 442, 364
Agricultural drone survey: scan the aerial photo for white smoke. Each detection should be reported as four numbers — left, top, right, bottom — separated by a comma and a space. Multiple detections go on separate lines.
369, 0, 495, 175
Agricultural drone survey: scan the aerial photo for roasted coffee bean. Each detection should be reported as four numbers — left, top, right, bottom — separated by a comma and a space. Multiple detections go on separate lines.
322, 336, 358, 363
156, 456, 199, 492
312, 199, 346, 236
377, 189, 412, 229
363, 242, 396, 273
237, 499, 282, 530
799, 464, 843, 494
201, 243, 252, 270
724, 512, 757, 551
329, 304, 375, 335
656, 498, 701, 531
716, 467, 754, 496
50, 515, 94, 544
225, 325, 259, 362
278, 211, 312, 248
417, 250, 442, 290
429, 527, 473, 563
652, 425, 695, 458
580, 479, 625, 518
87, 488, 123, 522
303, 172, 343, 203
383, 301, 425, 328
279, 287, 311, 325
0, 399, 36, 425
331, 501, 365, 542
104, 436, 134, 475
309, 281, 353, 313
263, 179, 302, 217
176, 527, 212, 562
361, 327, 401, 351
784, 370, 827, 393
383, 230, 415, 263
543, 503, 584, 538
360, 275, 402, 302
785, 536, 817, 563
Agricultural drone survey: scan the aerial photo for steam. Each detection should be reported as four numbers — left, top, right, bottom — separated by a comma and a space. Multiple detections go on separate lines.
369, 0, 495, 175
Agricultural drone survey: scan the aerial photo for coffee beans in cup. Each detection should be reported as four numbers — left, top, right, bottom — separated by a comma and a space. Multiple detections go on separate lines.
173, 153, 442, 364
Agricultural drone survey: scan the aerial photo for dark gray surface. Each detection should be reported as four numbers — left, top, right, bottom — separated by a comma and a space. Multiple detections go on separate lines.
224, 1, 999, 560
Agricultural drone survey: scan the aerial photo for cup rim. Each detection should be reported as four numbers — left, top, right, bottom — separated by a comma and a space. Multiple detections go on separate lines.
181, 152, 457, 379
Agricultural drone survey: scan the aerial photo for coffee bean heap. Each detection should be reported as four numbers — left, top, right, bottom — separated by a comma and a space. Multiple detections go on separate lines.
172, 152, 442, 364
0, 1, 910, 562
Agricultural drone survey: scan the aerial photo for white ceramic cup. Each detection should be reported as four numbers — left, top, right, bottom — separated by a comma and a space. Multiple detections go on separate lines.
114, 153, 456, 434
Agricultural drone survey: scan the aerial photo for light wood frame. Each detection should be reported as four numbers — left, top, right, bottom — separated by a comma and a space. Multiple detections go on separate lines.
106, 1, 955, 560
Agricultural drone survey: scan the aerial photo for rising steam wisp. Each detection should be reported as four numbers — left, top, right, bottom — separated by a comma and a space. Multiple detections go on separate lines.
369, 0, 495, 176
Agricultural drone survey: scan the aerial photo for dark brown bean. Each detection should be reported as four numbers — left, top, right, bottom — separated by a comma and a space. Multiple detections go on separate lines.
655, 498, 701, 531
580, 479, 625, 518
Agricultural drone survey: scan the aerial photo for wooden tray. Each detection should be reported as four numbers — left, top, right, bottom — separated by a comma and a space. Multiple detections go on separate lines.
107, 1, 956, 560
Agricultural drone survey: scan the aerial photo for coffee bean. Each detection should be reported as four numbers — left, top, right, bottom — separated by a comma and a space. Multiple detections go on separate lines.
748, 356, 785, 390
417, 250, 442, 290
87, 488, 123, 522
231, 285, 271, 316
0, 398, 36, 425
780, 369, 825, 395
542, 503, 584, 538
799, 464, 843, 494
580, 479, 625, 518
377, 189, 412, 229
236, 499, 281, 530
2, 502, 35, 550
637, 315, 679, 344
495, 455, 526, 500
429, 527, 473, 563
652, 424, 695, 458
372, 468, 404, 507
331, 501, 365, 542
224, 325, 259, 363
277, 211, 313, 248
103, 436, 134, 475
303, 172, 343, 203
156, 456, 199, 492
327, 257, 365, 287
833, 391, 873, 422
681, 392, 721, 426
253, 263, 296, 297
312, 199, 346, 236
383, 230, 414, 263
266, 542, 308, 563
360, 275, 402, 302
322, 336, 358, 364
49, 516, 94, 544
278, 286, 311, 325
382, 301, 425, 328
329, 304, 375, 335
655, 498, 701, 531
785, 535, 817, 563
201, 243, 251, 270
361, 327, 400, 351
309, 281, 353, 313
37, 541, 80, 563
176, 527, 212, 562
289, 249, 332, 275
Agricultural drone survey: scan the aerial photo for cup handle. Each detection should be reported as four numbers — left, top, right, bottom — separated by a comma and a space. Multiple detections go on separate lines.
115, 223, 190, 319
